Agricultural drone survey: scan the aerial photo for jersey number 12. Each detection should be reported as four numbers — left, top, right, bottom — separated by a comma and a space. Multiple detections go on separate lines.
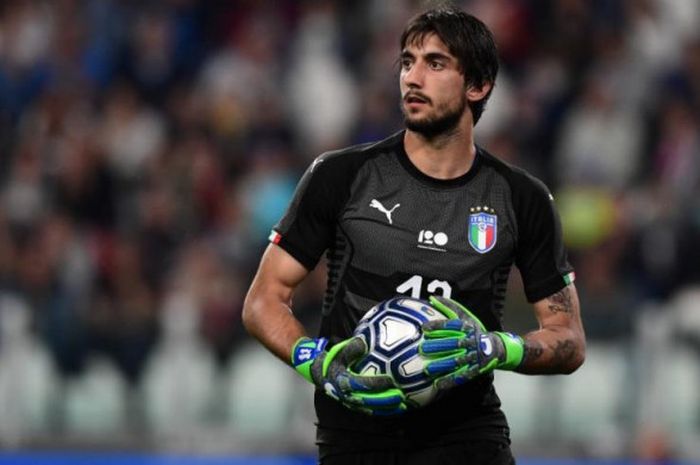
396, 275, 452, 299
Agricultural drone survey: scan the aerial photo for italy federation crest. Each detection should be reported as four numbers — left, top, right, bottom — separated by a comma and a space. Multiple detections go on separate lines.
468, 207, 497, 254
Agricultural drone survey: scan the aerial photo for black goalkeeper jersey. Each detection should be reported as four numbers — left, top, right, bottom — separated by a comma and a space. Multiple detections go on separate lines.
271, 130, 574, 450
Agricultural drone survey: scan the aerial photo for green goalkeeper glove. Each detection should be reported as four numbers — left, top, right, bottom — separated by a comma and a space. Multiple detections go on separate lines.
419, 296, 524, 391
292, 336, 407, 416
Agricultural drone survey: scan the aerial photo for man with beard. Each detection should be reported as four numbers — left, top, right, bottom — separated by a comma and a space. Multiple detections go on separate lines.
243, 6, 585, 465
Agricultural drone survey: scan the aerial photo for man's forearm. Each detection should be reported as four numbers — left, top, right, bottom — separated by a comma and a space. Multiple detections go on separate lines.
516, 326, 585, 374
512, 284, 586, 375
242, 293, 308, 365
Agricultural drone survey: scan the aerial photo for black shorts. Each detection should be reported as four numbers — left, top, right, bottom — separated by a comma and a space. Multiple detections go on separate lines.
319, 440, 515, 465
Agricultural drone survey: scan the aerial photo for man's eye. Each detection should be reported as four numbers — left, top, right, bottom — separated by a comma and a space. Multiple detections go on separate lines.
429, 61, 444, 70
401, 59, 413, 69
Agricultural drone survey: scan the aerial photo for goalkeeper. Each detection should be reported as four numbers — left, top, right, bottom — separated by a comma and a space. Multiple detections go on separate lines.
243, 6, 585, 465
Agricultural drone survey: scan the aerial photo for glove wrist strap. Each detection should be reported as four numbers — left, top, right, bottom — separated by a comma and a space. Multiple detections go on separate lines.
291, 337, 328, 383
494, 332, 524, 370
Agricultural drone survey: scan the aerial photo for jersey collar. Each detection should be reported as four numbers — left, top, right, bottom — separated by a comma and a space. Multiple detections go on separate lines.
395, 130, 482, 188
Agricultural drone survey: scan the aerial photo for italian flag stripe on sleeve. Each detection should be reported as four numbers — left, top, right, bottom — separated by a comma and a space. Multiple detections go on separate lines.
564, 272, 576, 285
269, 231, 282, 244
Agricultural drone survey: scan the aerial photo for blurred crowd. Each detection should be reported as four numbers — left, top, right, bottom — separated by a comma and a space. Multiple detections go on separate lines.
0, 0, 700, 453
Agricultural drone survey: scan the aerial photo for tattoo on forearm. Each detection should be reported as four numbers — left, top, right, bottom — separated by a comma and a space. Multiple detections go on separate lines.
547, 288, 573, 314
551, 339, 577, 368
523, 343, 544, 364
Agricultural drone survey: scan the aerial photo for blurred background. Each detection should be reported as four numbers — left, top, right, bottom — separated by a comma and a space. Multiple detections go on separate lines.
0, 0, 699, 463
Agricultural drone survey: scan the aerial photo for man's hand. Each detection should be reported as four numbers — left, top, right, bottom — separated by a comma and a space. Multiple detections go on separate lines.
420, 296, 524, 391
292, 336, 407, 415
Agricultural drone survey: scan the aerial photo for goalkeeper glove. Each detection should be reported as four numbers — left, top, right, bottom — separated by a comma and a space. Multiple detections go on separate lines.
291, 336, 407, 416
420, 296, 524, 391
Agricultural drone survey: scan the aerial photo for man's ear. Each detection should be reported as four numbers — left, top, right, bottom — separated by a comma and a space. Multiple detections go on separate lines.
466, 81, 493, 103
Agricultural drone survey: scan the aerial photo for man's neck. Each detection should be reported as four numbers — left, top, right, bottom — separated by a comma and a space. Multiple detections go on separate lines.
403, 124, 476, 180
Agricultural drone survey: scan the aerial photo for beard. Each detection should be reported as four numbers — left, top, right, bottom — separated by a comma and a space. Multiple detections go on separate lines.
402, 94, 468, 139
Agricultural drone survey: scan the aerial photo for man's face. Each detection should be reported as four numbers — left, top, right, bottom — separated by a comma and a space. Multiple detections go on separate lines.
399, 33, 468, 137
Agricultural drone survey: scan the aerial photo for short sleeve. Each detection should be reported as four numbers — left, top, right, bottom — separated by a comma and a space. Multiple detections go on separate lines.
270, 154, 346, 270
514, 177, 575, 303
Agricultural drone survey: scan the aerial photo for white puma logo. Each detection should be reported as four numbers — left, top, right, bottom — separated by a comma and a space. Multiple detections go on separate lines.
370, 199, 400, 224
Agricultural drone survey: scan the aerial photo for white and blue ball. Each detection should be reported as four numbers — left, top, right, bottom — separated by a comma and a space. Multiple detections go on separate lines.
353, 296, 447, 409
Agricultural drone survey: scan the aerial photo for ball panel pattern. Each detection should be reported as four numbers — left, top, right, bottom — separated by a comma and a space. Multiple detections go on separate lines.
352, 296, 446, 408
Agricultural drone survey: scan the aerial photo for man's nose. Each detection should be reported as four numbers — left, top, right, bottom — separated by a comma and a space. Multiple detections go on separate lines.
403, 63, 425, 87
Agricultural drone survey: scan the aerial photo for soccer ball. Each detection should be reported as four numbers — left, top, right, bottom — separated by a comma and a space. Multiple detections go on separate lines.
352, 296, 447, 409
